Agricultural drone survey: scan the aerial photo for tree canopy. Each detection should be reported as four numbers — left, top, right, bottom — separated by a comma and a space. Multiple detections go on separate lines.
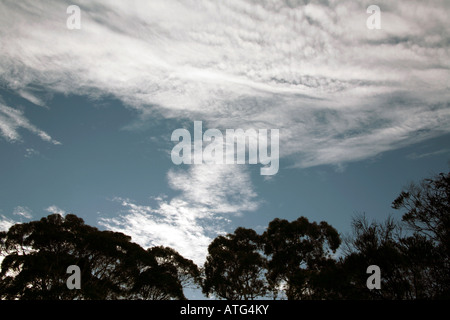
203, 227, 267, 300
0, 214, 200, 300
1, 171, 448, 299
262, 217, 340, 299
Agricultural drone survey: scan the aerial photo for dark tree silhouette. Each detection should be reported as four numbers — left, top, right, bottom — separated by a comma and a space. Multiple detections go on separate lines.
392, 172, 449, 253
0, 214, 197, 300
342, 215, 412, 299
262, 217, 341, 300
202, 227, 267, 300
392, 172, 450, 298
341, 172, 450, 299
148, 246, 201, 290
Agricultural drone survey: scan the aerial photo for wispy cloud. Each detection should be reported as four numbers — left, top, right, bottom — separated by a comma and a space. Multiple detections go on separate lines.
12, 206, 33, 220
167, 165, 259, 215
406, 148, 450, 160
17, 89, 48, 108
99, 198, 215, 266
0, 215, 16, 232
0, 103, 61, 145
99, 164, 259, 264
0, 0, 449, 166
24, 147, 40, 158
45, 205, 66, 217
0, 206, 33, 232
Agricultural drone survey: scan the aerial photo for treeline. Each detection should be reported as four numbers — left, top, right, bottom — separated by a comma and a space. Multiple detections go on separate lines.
0, 172, 449, 300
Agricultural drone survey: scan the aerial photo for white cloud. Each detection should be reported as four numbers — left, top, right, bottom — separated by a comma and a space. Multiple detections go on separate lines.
0, 215, 16, 232
100, 164, 259, 264
0, 0, 449, 166
25, 147, 40, 158
0, 103, 61, 145
45, 205, 66, 217
12, 206, 33, 220
406, 148, 450, 160
17, 89, 47, 108
167, 165, 259, 214
99, 198, 214, 266
0, 206, 34, 232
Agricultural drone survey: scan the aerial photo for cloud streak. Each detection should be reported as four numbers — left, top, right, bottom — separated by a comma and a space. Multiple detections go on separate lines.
12, 206, 33, 220
0, 103, 61, 144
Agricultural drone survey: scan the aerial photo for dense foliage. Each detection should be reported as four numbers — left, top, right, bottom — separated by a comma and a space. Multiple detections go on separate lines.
0, 214, 200, 300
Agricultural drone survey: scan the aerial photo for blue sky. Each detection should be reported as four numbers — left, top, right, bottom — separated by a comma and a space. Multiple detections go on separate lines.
1, 0, 449, 276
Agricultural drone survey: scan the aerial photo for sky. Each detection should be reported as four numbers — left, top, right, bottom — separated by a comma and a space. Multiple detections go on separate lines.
1, 0, 449, 282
